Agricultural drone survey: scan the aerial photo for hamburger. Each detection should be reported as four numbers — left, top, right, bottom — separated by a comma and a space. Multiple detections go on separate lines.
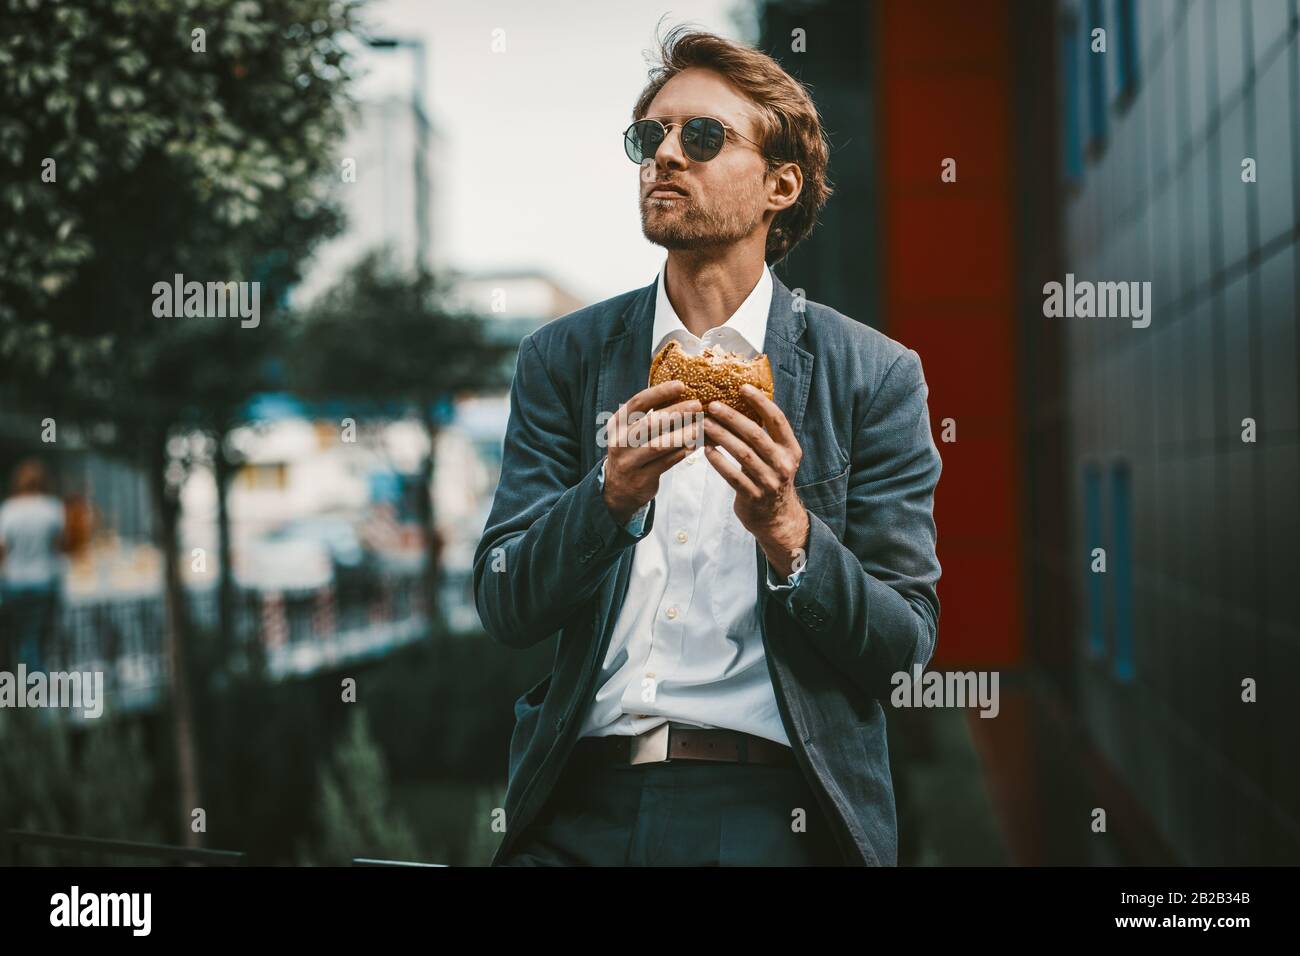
648, 339, 775, 424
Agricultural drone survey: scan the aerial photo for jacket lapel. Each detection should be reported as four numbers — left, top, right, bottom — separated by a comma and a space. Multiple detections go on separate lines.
763, 272, 813, 437
756, 273, 813, 611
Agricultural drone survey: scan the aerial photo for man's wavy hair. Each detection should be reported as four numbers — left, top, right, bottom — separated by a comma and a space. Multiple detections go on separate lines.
632, 25, 833, 265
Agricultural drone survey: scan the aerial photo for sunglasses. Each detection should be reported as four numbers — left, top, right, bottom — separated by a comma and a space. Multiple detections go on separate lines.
623, 116, 763, 164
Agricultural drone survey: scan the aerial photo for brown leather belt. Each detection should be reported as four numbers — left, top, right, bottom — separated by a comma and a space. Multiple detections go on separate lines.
572, 723, 796, 767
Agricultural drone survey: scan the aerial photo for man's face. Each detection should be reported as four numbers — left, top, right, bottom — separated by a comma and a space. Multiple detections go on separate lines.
638, 67, 771, 254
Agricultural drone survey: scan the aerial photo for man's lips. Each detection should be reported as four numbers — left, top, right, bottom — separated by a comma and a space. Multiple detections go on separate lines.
646, 183, 689, 199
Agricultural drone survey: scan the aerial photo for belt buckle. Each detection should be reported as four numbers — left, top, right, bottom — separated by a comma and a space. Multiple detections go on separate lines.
628, 723, 671, 765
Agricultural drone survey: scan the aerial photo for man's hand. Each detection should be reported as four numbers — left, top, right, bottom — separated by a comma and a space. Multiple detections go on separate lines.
702, 383, 809, 578
602, 380, 703, 525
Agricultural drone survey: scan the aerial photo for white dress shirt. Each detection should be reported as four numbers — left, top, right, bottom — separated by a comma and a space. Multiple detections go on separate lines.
0, 494, 64, 589
579, 262, 802, 746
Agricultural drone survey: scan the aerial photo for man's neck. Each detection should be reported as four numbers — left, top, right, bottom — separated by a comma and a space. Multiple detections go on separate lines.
663, 246, 767, 339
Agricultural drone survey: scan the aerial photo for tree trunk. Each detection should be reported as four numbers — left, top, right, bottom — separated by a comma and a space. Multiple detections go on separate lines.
418, 413, 442, 636
149, 432, 202, 849
214, 433, 236, 667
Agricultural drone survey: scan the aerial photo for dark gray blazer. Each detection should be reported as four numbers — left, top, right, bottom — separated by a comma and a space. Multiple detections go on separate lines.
473, 271, 942, 865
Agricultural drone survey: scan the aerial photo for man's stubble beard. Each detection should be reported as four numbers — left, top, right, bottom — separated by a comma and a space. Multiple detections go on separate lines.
640, 193, 764, 253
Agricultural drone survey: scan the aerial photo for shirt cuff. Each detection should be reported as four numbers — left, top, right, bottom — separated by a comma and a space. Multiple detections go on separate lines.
598, 458, 651, 538
765, 562, 804, 593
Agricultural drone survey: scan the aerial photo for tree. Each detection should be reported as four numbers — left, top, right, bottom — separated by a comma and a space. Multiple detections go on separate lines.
297, 708, 420, 865
289, 252, 516, 631
0, 0, 362, 847
0, 711, 161, 865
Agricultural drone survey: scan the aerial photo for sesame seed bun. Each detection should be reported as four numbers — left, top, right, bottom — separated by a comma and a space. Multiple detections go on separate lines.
648, 339, 775, 423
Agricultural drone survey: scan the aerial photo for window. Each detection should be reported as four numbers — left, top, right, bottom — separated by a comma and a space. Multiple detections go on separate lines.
1084, 462, 1106, 658
1110, 462, 1134, 681
1061, 15, 1084, 183
1085, 0, 1109, 152
1114, 0, 1139, 106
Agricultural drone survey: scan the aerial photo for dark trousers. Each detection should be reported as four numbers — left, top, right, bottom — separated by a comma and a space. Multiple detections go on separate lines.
0, 586, 57, 670
498, 753, 844, 866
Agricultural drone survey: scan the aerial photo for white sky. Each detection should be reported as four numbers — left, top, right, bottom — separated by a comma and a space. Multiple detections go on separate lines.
357, 0, 758, 304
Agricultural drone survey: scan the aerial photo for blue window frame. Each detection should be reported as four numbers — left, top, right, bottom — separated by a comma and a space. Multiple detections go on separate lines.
1084, 463, 1106, 658
1086, 0, 1109, 151
1061, 16, 1084, 183
1110, 463, 1134, 681
1114, 0, 1139, 105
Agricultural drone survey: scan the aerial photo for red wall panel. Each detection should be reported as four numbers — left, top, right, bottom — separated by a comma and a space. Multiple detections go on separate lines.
876, 0, 1023, 667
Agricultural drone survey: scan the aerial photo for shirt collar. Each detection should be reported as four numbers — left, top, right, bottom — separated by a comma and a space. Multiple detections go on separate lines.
650, 260, 773, 360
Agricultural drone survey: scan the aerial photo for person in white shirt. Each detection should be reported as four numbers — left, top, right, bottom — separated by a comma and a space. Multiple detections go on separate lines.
578, 260, 799, 748
0, 458, 67, 669
478, 26, 941, 867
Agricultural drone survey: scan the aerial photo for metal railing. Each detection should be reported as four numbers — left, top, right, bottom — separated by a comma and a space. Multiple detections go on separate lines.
1, 830, 451, 867
2, 829, 246, 866
10, 571, 435, 717
351, 857, 447, 867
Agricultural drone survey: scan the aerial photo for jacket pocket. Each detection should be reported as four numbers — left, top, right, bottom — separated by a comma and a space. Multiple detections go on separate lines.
795, 464, 849, 516
514, 673, 552, 725
523, 672, 552, 708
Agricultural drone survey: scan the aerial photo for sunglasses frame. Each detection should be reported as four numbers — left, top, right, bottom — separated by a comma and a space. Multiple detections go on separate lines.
623, 115, 764, 165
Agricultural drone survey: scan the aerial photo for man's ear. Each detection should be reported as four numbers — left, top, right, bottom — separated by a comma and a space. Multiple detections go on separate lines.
768, 161, 803, 214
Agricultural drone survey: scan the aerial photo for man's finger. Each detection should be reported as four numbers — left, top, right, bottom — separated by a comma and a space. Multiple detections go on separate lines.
703, 415, 781, 493
607, 382, 676, 448
611, 381, 689, 448
624, 399, 702, 448
704, 445, 763, 500
627, 419, 703, 465
706, 400, 784, 471
626, 380, 688, 417
740, 384, 797, 450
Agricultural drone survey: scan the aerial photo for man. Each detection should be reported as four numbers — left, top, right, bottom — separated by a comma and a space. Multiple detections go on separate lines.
473, 26, 941, 866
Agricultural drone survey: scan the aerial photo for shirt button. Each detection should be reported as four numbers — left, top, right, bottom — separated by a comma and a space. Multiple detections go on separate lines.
676, 530, 688, 543
685, 450, 700, 465
666, 606, 679, 620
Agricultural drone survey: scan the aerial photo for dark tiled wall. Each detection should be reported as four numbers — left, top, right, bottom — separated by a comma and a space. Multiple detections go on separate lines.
1061, 0, 1299, 863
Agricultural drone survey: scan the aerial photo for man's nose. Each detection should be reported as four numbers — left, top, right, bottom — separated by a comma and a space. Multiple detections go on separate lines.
654, 125, 689, 172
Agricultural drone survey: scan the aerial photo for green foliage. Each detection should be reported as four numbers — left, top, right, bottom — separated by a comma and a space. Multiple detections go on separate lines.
0, 0, 362, 443
297, 707, 420, 865
0, 637, 538, 865
360, 635, 549, 782
0, 0, 368, 857
464, 783, 508, 866
290, 251, 517, 412
0, 710, 162, 864
389, 780, 505, 867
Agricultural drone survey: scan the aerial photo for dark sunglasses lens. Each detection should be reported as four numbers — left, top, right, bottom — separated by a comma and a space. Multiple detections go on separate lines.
625, 121, 664, 163
682, 117, 724, 161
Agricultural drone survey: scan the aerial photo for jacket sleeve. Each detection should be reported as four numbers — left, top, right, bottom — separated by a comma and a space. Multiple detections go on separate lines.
776, 348, 942, 701
473, 334, 656, 649
598, 459, 652, 537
